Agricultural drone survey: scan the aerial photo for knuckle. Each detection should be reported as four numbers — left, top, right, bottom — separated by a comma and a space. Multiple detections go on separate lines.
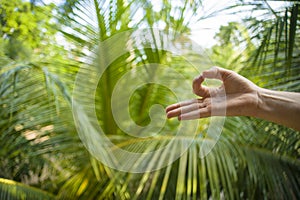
203, 98, 211, 104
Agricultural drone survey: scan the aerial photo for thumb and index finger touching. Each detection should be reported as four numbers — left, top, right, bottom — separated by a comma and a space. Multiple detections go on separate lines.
192, 66, 229, 98
165, 66, 230, 118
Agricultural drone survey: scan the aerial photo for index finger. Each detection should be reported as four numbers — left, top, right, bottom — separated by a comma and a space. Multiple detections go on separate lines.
202, 66, 232, 80
192, 74, 204, 95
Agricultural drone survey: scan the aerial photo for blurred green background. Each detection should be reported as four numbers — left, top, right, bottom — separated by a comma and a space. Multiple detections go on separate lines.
0, 0, 299, 199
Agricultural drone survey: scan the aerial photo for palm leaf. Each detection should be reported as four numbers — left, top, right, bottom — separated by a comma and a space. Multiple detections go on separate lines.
1, 0, 298, 199
0, 178, 55, 200
55, 0, 300, 199
0, 61, 80, 194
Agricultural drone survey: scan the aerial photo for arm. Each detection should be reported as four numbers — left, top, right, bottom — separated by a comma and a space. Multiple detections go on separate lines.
166, 67, 300, 131
255, 88, 300, 131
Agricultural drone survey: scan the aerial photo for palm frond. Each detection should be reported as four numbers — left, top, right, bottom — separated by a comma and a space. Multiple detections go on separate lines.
2, 0, 299, 199
0, 61, 77, 192
238, 3, 300, 91
0, 178, 55, 200
57, 0, 300, 199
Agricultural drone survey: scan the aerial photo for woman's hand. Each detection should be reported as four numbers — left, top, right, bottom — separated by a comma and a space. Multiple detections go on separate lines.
166, 66, 300, 131
166, 67, 260, 120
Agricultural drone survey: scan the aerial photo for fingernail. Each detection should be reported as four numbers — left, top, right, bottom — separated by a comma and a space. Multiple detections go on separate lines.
166, 112, 172, 119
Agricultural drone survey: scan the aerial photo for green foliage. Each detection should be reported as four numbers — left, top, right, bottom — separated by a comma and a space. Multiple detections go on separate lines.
0, 0, 299, 199
0, 178, 54, 200
0, 0, 56, 60
210, 22, 255, 71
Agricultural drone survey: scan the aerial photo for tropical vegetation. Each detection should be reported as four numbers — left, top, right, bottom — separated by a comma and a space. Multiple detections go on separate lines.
0, 0, 299, 199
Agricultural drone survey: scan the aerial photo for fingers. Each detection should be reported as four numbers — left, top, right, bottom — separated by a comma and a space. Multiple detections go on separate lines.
192, 75, 204, 93
179, 107, 210, 120
166, 99, 211, 119
193, 66, 232, 98
192, 75, 210, 97
166, 99, 198, 113
167, 67, 232, 121
192, 67, 219, 97
202, 66, 232, 80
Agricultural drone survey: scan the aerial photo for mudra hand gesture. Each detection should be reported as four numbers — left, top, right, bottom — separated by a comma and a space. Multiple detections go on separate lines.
166, 67, 300, 131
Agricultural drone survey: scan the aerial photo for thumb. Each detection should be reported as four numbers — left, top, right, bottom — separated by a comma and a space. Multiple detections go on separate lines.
193, 67, 231, 97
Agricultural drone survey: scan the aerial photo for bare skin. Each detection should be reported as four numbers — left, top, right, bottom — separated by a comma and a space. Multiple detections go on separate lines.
166, 67, 300, 131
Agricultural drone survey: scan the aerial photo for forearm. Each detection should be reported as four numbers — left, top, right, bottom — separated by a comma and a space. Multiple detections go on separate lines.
253, 88, 300, 131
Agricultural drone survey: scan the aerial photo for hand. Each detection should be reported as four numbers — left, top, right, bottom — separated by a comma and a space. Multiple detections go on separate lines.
166, 67, 260, 120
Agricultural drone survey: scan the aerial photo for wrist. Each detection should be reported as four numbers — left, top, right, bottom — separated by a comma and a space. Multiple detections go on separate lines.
245, 86, 266, 118
254, 87, 268, 118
